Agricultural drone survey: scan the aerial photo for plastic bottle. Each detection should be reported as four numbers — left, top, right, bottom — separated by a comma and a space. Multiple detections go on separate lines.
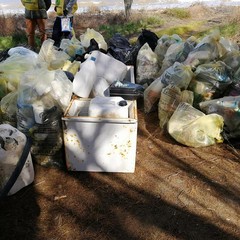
73, 56, 97, 98
88, 96, 129, 118
90, 50, 128, 84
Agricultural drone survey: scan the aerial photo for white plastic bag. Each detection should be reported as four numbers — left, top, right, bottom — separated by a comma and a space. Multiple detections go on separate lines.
51, 70, 73, 111
8, 46, 38, 59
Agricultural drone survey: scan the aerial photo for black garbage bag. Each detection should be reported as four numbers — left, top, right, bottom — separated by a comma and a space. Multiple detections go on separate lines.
0, 49, 10, 62
64, 71, 74, 82
109, 80, 145, 100
108, 33, 140, 66
76, 38, 107, 62
137, 29, 159, 51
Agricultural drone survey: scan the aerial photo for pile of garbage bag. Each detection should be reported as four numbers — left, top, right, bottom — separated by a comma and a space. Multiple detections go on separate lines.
0, 27, 240, 174
137, 29, 240, 148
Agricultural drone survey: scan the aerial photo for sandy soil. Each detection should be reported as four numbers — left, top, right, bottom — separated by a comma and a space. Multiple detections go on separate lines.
1, 4, 240, 240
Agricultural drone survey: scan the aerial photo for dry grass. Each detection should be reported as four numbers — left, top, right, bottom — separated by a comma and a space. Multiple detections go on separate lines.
0, 14, 25, 36
228, 6, 240, 23
1, 4, 240, 47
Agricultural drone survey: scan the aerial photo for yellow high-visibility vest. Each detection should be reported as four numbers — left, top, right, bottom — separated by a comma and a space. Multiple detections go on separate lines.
21, 0, 39, 11
55, 0, 78, 15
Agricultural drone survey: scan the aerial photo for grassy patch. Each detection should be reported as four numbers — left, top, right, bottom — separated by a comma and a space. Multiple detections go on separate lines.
0, 37, 13, 50
194, 23, 240, 40
0, 33, 28, 51
99, 21, 143, 40
219, 22, 239, 37
98, 14, 164, 41
163, 8, 190, 19
155, 22, 203, 39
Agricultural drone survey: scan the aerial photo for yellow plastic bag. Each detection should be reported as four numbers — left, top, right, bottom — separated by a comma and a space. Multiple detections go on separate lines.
167, 102, 224, 147
80, 28, 108, 51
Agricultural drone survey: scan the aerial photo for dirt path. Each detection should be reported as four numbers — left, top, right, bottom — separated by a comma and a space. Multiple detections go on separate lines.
1, 102, 240, 240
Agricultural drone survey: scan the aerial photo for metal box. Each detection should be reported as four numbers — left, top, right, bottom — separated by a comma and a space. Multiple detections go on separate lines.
62, 98, 138, 172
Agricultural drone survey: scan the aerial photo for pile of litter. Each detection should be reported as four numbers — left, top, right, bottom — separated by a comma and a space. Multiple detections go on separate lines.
1, 27, 240, 196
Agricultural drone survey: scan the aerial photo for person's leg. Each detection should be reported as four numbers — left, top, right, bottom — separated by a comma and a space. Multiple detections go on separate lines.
36, 18, 47, 45
52, 16, 62, 47
25, 18, 36, 49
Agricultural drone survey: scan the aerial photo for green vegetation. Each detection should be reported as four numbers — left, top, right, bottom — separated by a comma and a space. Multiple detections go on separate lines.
155, 22, 203, 39
219, 22, 239, 37
0, 34, 28, 51
163, 8, 190, 19
99, 21, 142, 40
0, 37, 13, 50
99, 15, 164, 40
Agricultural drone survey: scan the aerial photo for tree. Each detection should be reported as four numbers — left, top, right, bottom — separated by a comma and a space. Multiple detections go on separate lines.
124, 0, 133, 19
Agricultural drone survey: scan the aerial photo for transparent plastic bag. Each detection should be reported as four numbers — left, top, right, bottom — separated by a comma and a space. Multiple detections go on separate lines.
199, 96, 240, 139
51, 70, 73, 111
0, 78, 7, 100
0, 91, 18, 126
188, 61, 232, 108
17, 66, 72, 112
136, 43, 160, 85
60, 38, 85, 58
158, 36, 197, 75
38, 39, 70, 70
219, 37, 239, 53
0, 54, 38, 92
154, 34, 182, 66
158, 85, 194, 128
184, 30, 226, 68
144, 62, 193, 113
221, 50, 240, 83
167, 102, 224, 147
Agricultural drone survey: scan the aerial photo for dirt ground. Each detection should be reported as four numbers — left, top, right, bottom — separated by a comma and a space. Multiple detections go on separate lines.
1, 4, 240, 240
